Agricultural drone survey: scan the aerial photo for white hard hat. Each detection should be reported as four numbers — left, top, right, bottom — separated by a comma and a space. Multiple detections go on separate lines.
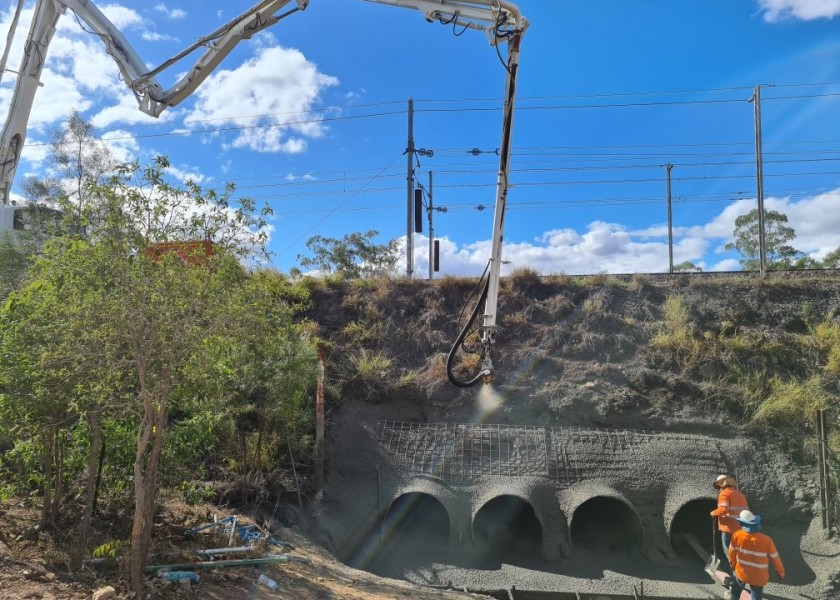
735, 510, 761, 526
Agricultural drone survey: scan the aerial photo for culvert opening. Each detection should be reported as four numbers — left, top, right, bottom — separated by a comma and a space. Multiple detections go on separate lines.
670, 498, 719, 557
473, 495, 543, 557
570, 496, 643, 553
381, 493, 450, 545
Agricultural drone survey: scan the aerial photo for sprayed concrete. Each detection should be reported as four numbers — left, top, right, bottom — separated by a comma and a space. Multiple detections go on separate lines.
319, 416, 837, 599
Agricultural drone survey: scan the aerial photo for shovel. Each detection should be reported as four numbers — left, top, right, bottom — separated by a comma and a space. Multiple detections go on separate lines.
705, 519, 721, 576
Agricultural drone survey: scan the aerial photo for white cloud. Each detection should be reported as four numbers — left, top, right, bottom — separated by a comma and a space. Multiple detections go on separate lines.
142, 31, 179, 42
285, 172, 317, 182
709, 258, 742, 272
154, 4, 187, 19
23, 68, 91, 129
100, 129, 140, 164
164, 163, 207, 184
91, 93, 177, 129
757, 0, 840, 21
406, 187, 840, 276
99, 3, 144, 29
184, 45, 339, 153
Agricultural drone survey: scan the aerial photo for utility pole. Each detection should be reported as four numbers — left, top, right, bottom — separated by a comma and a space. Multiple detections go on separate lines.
428, 171, 434, 280
750, 85, 767, 278
406, 98, 415, 278
666, 163, 674, 273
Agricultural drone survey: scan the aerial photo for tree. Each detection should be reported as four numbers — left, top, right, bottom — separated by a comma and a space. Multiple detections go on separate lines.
674, 261, 702, 273
822, 247, 840, 269
22, 110, 116, 231
4, 112, 116, 296
0, 237, 130, 533
204, 272, 317, 494
0, 233, 32, 299
792, 255, 822, 270
294, 230, 400, 278
2, 156, 273, 591
80, 157, 272, 591
724, 208, 801, 270
0, 204, 68, 300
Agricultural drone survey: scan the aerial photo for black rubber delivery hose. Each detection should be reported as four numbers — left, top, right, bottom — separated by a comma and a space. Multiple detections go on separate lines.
446, 277, 490, 388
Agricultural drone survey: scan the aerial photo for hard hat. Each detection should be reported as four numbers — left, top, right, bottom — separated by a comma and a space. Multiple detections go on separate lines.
735, 510, 761, 527
713, 474, 737, 489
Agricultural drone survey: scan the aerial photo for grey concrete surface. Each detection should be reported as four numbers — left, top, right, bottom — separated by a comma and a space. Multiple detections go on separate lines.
317, 415, 839, 599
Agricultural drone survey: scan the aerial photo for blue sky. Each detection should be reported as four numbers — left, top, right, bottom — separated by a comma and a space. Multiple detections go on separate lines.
2, 0, 839, 276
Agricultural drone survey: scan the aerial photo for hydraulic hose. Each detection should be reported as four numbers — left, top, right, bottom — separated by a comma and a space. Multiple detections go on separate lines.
446, 276, 490, 388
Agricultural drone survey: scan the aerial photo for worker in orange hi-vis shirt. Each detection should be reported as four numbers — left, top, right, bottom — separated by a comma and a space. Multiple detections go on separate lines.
710, 474, 750, 553
727, 510, 785, 600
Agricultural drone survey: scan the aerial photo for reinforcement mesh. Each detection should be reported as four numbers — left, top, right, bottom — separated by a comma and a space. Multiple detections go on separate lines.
374, 421, 725, 484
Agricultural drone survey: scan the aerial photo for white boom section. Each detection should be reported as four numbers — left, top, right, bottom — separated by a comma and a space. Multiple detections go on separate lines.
1, 0, 527, 383
367, 0, 527, 381
364, 0, 527, 43
0, 0, 309, 204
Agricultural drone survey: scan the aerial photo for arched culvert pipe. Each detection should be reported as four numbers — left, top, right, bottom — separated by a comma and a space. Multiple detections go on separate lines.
570, 496, 643, 553
381, 492, 450, 546
473, 495, 543, 558
669, 498, 719, 558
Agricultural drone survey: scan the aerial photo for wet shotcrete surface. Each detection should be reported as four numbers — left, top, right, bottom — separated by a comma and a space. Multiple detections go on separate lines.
316, 409, 840, 599
307, 275, 840, 599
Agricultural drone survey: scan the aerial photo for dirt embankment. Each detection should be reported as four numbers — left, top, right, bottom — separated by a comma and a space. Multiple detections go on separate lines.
305, 272, 840, 433
0, 499, 483, 600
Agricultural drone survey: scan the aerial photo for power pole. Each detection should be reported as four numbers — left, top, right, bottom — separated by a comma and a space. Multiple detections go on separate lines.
666, 163, 674, 273
406, 98, 414, 278
428, 171, 434, 281
750, 85, 767, 278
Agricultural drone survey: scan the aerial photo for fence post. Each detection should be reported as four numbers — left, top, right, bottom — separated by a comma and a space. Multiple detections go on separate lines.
816, 409, 831, 532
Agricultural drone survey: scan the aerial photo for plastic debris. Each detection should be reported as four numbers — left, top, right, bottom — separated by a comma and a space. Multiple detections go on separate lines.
257, 574, 279, 590
186, 515, 294, 550
158, 570, 199, 584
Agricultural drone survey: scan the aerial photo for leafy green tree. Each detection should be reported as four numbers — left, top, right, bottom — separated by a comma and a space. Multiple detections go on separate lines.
79, 157, 272, 591
0, 238, 110, 529
822, 247, 840, 269
3, 156, 274, 592
205, 272, 316, 493
0, 233, 31, 299
792, 255, 822, 269
22, 110, 116, 235
0, 204, 67, 299
674, 260, 702, 273
724, 208, 801, 270
294, 230, 400, 278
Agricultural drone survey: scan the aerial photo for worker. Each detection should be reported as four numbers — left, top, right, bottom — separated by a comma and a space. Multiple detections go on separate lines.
710, 474, 749, 553
727, 510, 785, 600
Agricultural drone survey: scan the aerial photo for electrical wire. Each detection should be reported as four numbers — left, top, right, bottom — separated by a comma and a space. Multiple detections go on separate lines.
273, 153, 405, 261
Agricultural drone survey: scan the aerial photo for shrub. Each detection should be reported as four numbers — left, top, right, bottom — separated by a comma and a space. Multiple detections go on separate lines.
752, 375, 829, 427
508, 266, 541, 290
352, 349, 393, 380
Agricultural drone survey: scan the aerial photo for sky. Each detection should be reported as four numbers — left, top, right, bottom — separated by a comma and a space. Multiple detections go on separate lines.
2, 0, 839, 277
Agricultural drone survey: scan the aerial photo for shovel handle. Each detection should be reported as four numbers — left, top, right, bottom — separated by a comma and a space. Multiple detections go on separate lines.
711, 518, 717, 560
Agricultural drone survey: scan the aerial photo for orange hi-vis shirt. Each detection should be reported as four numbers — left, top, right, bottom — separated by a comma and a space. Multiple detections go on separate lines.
728, 529, 785, 587
710, 487, 749, 533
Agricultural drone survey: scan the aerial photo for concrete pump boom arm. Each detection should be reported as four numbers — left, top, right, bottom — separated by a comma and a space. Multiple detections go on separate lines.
1, 0, 527, 386
367, 0, 528, 386
0, 0, 309, 204
364, 0, 528, 42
